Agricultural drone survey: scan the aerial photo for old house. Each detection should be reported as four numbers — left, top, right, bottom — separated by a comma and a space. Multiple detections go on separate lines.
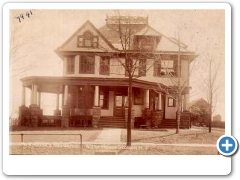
19, 16, 197, 128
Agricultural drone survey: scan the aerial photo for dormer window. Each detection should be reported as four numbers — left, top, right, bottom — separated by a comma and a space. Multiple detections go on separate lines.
77, 31, 99, 48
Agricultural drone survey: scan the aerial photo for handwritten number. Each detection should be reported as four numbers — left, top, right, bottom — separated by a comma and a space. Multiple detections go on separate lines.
16, 16, 21, 23
26, 12, 30, 18
16, 10, 35, 23
20, 14, 24, 20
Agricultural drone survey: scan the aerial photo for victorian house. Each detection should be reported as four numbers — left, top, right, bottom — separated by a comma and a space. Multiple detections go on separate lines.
19, 16, 197, 128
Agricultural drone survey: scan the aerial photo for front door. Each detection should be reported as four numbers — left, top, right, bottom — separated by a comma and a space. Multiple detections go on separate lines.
114, 94, 124, 117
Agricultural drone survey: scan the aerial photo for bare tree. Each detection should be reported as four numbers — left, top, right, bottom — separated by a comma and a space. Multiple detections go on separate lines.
200, 55, 221, 133
157, 36, 197, 134
103, 13, 161, 146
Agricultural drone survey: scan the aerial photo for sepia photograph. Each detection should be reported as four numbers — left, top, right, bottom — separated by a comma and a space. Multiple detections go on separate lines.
9, 8, 226, 156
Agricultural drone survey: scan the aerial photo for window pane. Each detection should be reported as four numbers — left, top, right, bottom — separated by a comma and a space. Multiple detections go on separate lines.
84, 40, 92, 47
161, 60, 173, 68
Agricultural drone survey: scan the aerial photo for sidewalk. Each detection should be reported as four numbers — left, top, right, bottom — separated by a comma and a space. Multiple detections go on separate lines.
93, 128, 122, 144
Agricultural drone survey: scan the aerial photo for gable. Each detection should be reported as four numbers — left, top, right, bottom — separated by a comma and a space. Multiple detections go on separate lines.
56, 20, 114, 53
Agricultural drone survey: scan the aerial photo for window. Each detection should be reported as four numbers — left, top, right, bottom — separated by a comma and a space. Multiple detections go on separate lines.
139, 58, 146, 76
139, 37, 155, 50
99, 90, 109, 109
77, 31, 99, 48
100, 56, 110, 75
168, 97, 176, 107
134, 88, 144, 105
154, 60, 177, 77
161, 60, 175, 76
66, 56, 75, 74
79, 55, 95, 74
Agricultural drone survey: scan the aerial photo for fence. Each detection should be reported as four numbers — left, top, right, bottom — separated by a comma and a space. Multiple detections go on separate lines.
10, 133, 82, 155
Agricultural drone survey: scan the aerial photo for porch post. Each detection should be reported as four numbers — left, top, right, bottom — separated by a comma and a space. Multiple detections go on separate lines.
62, 85, 70, 127
143, 89, 151, 127
92, 85, 101, 128
94, 85, 99, 106
30, 84, 40, 127
145, 89, 149, 109
54, 92, 61, 115
158, 93, 162, 110
32, 84, 38, 105
56, 93, 59, 110
183, 94, 189, 111
30, 85, 34, 105
21, 86, 25, 106
37, 92, 41, 108
63, 85, 69, 106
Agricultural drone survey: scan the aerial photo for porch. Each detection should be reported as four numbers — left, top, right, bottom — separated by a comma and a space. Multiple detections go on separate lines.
19, 76, 190, 128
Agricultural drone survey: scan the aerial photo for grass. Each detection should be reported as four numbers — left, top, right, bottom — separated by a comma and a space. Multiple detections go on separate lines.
9, 126, 224, 155
121, 127, 224, 144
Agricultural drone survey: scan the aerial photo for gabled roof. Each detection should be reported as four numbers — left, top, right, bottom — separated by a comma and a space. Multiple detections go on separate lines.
55, 17, 196, 55
189, 98, 210, 107
135, 25, 162, 36
56, 20, 115, 52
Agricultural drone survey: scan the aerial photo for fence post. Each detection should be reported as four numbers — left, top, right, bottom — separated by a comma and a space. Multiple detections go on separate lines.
21, 134, 23, 155
79, 134, 82, 155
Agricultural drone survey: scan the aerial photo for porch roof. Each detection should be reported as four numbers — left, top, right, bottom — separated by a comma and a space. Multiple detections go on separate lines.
21, 76, 165, 94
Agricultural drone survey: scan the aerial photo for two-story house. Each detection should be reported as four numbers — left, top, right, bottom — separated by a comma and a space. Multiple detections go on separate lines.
19, 16, 197, 128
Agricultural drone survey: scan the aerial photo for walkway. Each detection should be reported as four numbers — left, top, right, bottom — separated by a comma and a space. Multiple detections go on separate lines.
93, 128, 122, 144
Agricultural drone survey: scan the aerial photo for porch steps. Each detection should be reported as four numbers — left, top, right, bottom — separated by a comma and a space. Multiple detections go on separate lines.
98, 116, 125, 128
159, 119, 177, 129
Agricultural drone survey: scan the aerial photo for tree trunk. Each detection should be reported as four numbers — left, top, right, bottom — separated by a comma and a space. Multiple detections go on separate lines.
209, 97, 212, 133
176, 102, 181, 134
127, 76, 132, 146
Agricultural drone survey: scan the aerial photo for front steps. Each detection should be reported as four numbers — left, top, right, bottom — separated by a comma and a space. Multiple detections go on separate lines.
159, 119, 177, 129
98, 116, 125, 128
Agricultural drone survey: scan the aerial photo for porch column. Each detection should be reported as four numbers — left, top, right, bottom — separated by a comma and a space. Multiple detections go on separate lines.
62, 85, 70, 127
183, 94, 189, 111
21, 86, 25, 106
158, 93, 162, 110
93, 85, 100, 128
30, 85, 34, 105
54, 92, 61, 116
31, 84, 38, 105
56, 93, 60, 110
37, 92, 41, 108
94, 86, 99, 106
30, 84, 39, 127
63, 85, 69, 106
145, 89, 149, 109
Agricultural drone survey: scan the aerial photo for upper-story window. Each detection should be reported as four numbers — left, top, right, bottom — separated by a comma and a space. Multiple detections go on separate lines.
79, 54, 95, 74
138, 58, 146, 76
66, 56, 75, 74
100, 56, 110, 75
154, 60, 177, 77
77, 31, 99, 48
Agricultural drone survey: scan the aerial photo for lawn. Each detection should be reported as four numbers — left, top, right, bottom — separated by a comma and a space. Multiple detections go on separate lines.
121, 127, 224, 144
9, 126, 224, 155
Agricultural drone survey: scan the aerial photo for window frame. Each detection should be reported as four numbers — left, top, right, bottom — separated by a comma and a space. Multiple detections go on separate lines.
77, 31, 99, 48
99, 90, 109, 109
154, 59, 178, 77
100, 56, 110, 75
133, 88, 144, 105
79, 55, 95, 74
138, 58, 146, 77
66, 56, 75, 74
167, 97, 176, 107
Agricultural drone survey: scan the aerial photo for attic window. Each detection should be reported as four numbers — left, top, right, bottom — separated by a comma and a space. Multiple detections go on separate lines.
77, 31, 99, 48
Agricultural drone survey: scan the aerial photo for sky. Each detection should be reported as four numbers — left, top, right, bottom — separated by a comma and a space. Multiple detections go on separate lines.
9, 9, 225, 119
